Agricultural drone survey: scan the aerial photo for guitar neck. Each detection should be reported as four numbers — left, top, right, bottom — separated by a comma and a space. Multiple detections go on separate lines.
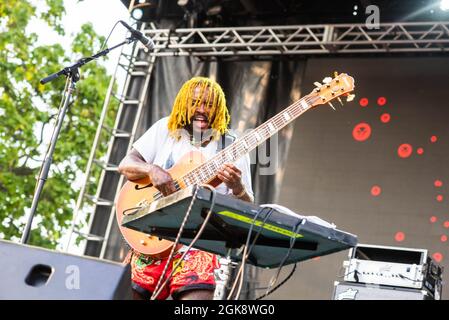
179, 94, 319, 187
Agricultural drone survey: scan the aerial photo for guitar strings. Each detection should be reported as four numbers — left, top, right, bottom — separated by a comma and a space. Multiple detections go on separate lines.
180, 95, 319, 186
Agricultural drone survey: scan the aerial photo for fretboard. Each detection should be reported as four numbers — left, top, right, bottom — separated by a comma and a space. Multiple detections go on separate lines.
180, 94, 319, 187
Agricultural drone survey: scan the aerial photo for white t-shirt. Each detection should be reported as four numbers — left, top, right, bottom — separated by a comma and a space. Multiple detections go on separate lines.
133, 117, 253, 198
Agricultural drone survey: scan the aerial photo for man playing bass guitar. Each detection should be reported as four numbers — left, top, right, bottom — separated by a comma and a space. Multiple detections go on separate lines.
118, 76, 254, 300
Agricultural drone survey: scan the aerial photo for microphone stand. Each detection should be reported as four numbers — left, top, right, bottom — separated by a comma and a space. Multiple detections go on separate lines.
20, 36, 139, 244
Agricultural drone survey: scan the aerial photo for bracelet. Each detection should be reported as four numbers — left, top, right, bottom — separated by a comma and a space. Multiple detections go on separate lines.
234, 187, 246, 199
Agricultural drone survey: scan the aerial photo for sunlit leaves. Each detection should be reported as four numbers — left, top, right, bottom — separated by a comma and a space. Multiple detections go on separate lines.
0, 1, 118, 249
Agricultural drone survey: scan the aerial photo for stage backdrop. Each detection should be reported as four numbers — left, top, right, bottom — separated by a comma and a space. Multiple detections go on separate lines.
256, 56, 449, 300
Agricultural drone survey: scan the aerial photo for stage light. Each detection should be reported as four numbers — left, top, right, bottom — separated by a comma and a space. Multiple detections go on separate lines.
178, 0, 189, 6
131, 8, 143, 20
441, 0, 449, 11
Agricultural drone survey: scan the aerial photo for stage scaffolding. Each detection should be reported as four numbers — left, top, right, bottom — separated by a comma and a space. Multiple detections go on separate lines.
66, 20, 449, 261
143, 21, 449, 56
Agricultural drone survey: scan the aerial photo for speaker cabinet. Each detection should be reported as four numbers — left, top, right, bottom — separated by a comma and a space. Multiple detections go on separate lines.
0, 240, 132, 299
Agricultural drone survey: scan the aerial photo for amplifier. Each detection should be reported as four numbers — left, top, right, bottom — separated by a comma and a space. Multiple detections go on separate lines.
343, 244, 443, 299
333, 281, 434, 300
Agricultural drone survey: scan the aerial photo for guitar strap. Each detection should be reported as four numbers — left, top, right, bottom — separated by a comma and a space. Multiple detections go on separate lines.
217, 131, 236, 153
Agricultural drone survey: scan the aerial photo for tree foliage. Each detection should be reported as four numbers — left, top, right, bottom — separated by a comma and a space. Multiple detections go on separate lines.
0, 0, 117, 248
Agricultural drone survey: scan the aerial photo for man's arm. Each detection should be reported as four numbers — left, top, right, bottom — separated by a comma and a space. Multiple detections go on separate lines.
118, 148, 177, 196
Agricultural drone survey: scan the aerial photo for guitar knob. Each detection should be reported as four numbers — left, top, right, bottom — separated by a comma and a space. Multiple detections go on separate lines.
140, 240, 147, 246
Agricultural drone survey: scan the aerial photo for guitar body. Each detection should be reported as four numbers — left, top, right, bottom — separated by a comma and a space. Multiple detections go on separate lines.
116, 150, 215, 258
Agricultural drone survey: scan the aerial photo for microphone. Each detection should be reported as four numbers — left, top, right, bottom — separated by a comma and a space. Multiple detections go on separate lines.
119, 20, 154, 50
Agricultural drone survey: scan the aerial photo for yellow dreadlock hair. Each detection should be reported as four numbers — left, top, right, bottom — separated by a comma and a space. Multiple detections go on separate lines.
167, 76, 230, 140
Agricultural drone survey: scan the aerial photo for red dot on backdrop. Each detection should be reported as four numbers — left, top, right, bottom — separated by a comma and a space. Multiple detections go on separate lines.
437, 195, 443, 202
430, 216, 437, 223
444, 221, 449, 228
395, 232, 405, 242
377, 97, 387, 106
397, 143, 413, 158
352, 123, 372, 142
434, 180, 443, 187
380, 113, 391, 123
430, 135, 438, 143
371, 185, 381, 196
441, 235, 448, 242
432, 252, 443, 263
417, 147, 424, 155
359, 98, 369, 107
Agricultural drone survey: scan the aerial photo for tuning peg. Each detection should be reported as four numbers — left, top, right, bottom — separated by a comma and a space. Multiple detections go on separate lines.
314, 81, 322, 87
334, 71, 339, 78
337, 97, 344, 106
322, 77, 332, 84
328, 102, 336, 110
346, 94, 356, 102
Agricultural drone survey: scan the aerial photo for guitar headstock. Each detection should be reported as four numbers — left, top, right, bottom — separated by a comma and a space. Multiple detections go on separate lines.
309, 73, 355, 109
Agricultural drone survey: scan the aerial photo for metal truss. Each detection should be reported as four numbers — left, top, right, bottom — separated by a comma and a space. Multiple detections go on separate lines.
142, 21, 449, 56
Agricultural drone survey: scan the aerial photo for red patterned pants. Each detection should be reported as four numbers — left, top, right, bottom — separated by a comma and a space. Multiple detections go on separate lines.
130, 249, 219, 300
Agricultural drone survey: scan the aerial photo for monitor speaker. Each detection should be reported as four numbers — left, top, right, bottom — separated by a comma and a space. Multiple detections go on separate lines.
0, 240, 132, 299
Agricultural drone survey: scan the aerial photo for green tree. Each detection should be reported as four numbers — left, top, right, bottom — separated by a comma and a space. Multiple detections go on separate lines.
0, 0, 117, 248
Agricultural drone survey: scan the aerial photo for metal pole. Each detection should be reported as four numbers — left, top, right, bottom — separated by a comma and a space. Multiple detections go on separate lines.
21, 36, 138, 245
21, 74, 78, 244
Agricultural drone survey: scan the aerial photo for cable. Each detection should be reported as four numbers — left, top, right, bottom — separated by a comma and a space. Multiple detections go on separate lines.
151, 184, 217, 300
256, 221, 302, 300
100, 21, 121, 51
227, 207, 274, 300
235, 208, 274, 300
398, 273, 421, 282
228, 210, 262, 300
247, 208, 274, 255
255, 263, 297, 300
150, 185, 200, 299
151, 184, 217, 299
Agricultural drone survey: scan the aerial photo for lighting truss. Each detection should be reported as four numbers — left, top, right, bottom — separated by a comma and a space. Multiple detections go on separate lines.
142, 21, 449, 56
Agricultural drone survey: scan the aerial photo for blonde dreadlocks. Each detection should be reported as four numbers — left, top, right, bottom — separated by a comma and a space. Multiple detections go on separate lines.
167, 77, 230, 140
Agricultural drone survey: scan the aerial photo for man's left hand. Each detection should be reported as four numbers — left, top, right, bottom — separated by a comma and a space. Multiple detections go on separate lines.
217, 163, 244, 194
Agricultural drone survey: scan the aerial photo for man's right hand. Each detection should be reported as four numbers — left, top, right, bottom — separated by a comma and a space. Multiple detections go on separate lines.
149, 165, 178, 196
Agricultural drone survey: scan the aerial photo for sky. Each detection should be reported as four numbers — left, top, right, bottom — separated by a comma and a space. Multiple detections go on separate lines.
29, 0, 131, 73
